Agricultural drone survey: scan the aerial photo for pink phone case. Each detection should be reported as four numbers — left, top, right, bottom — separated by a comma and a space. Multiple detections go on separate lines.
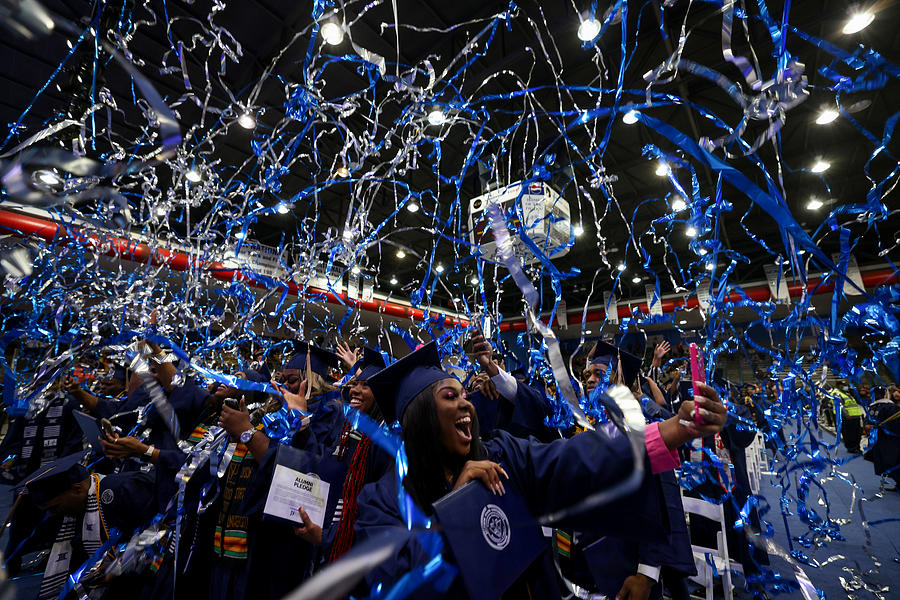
689, 343, 706, 425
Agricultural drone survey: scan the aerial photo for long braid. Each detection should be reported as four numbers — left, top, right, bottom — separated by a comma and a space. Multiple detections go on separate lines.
328, 432, 372, 562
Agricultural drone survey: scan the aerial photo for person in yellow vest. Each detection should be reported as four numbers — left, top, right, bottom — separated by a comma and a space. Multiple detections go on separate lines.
835, 384, 865, 453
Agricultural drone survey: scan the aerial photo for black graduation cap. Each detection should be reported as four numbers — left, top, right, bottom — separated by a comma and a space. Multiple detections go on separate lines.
351, 347, 388, 382
366, 341, 449, 422
589, 341, 642, 388
22, 453, 88, 507
285, 342, 341, 379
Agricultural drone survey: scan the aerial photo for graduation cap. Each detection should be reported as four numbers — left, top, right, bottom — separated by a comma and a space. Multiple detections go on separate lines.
21, 453, 88, 507
351, 347, 388, 382
110, 365, 128, 382
285, 342, 341, 379
589, 341, 642, 388
366, 341, 449, 422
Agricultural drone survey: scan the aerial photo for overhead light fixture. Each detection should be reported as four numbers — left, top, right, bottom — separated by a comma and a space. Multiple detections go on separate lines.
584, 330, 593, 335
277, 203, 291, 214
815, 108, 839, 125
320, 21, 344, 45
452, 297, 461, 303
427, 109, 446, 126
671, 197, 687, 211
470, 275, 479, 284
622, 110, 639, 125
335, 165, 349, 178
235, 230, 246, 240
679, 319, 688, 325
34, 170, 61, 186
616, 262, 626, 271
577, 18, 602, 41
655, 162, 668, 177
406, 201, 420, 213
811, 159, 830, 173
631, 276, 642, 284
342, 229, 353, 242
351, 265, 361, 275
573, 224, 584, 237
842, 11, 874, 34
185, 169, 202, 183
237, 112, 256, 129
389, 276, 398, 285
685, 226, 697, 237
698, 247, 708, 256
705, 263, 715, 271
396, 249, 406, 259
435, 264, 445, 273
806, 198, 824, 210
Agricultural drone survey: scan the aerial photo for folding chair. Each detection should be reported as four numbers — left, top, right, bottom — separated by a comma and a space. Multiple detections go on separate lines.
681, 495, 734, 600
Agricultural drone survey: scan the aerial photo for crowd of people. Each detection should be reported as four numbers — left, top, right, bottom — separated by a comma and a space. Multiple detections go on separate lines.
0, 331, 894, 600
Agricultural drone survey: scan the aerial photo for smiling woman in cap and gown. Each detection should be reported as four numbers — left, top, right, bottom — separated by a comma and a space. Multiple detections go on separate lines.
352, 341, 728, 598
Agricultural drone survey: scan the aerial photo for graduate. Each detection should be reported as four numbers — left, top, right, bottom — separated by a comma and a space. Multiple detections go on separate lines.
284, 348, 395, 564
465, 333, 556, 442
354, 341, 727, 598
21, 453, 156, 599
0, 371, 85, 575
864, 385, 900, 490
197, 345, 343, 600
569, 342, 694, 600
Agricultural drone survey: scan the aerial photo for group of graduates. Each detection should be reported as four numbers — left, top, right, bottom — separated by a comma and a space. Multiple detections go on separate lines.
0, 330, 793, 600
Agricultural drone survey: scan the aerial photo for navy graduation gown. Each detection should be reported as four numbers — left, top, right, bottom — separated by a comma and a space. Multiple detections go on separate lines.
865, 399, 900, 478
470, 378, 557, 442
354, 428, 666, 598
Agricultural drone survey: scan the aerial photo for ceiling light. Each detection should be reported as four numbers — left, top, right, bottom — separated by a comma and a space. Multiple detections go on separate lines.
452, 297, 461, 303
631, 276, 641, 284
335, 165, 349, 178
351, 265, 361, 275
277, 203, 290, 214
811, 160, 830, 173
35, 170, 60, 186
797, 249, 807, 255
584, 330, 593, 335
342, 229, 353, 241
671, 197, 687, 211
616, 262, 626, 271
389, 276, 398, 285
655, 162, 668, 177
685, 226, 697, 237
573, 224, 584, 237
427, 109, 446, 126
842, 11, 874, 35
435, 264, 445, 273
806, 198, 824, 210
698, 248, 708, 256
237, 112, 256, 129
577, 18, 601, 41
705, 263, 715, 271
406, 201, 420, 213
469, 275, 479, 284
622, 110, 639, 125
185, 169, 202, 183
396, 249, 406, 259
321, 21, 344, 45
235, 230, 246, 240
679, 320, 688, 325
815, 109, 839, 125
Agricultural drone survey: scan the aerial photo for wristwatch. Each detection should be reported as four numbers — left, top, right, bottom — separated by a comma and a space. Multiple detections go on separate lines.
143, 444, 156, 459
239, 428, 256, 444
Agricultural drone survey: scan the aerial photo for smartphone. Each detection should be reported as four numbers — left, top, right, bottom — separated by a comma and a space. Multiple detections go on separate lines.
100, 418, 116, 440
689, 343, 706, 425
224, 397, 241, 410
